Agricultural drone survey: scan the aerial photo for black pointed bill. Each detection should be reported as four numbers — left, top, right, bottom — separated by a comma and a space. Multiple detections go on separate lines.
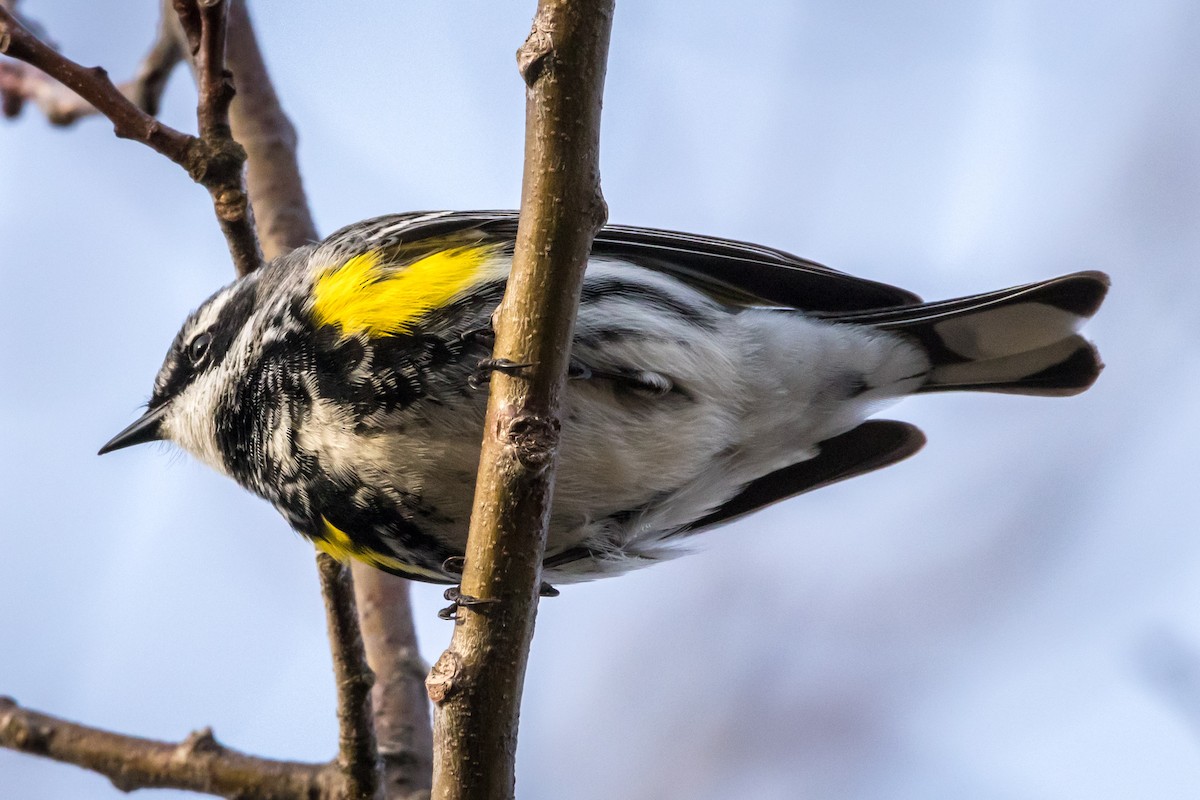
98, 404, 169, 455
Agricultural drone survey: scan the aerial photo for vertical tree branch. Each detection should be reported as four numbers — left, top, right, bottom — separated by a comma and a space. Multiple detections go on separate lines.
427, 2, 614, 799
354, 562, 434, 799
174, 0, 261, 275
318, 556, 384, 800
223, 0, 316, 259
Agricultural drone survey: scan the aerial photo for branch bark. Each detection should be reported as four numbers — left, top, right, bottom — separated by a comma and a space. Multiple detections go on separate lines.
318, 556, 385, 800
223, 0, 316, 260
0, 2, 260, 275
427, 2, 614, 798
176, 0, 262, 275
0, 13, 181, 123
0, 697, 340, 799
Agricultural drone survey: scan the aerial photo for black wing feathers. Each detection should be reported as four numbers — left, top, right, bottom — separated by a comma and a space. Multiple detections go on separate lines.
678, 421, 927, 535
591, 224, 921, 311
334, 211, 922, 313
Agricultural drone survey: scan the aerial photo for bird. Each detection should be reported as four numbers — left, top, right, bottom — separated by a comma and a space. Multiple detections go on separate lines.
99, 210, 1108, 593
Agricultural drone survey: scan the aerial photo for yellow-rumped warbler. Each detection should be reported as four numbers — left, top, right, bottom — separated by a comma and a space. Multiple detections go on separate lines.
100, 211, 1107, 588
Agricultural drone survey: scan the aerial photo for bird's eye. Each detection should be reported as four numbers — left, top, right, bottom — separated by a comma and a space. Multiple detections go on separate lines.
188, 332, 213, 366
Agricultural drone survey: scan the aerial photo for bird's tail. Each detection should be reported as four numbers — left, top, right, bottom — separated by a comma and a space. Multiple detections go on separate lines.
825, 271, 1109, 396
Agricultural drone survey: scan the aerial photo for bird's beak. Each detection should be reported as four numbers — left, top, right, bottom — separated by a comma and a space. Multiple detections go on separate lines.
98, 404, 169, 455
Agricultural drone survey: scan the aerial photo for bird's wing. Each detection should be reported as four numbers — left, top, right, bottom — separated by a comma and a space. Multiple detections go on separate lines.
324, 211, 922, 312
675, 420, 927, 535
591, 224, 921, 311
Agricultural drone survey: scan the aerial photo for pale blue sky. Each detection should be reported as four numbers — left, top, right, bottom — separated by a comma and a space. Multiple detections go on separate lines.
2, 2, 1198, 798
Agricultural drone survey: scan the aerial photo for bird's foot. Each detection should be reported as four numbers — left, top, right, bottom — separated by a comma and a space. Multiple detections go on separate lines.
437, 585, 500, 621
468, 357, 534, 389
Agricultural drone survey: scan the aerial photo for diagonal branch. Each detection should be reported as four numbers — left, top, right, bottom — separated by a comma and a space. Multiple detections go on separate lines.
0, 19, 181, 124
0, 7, 193, 160
0, 697, 340, 799
0, 3, 260, 275
427, 1, 614, 798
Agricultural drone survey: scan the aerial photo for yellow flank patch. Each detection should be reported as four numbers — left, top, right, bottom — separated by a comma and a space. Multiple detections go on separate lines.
313, 517, 360, 562
316, 517, 449, 582
312, 244, 498, 337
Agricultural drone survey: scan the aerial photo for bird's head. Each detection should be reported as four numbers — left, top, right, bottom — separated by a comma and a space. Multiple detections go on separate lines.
98, 271, 267, 477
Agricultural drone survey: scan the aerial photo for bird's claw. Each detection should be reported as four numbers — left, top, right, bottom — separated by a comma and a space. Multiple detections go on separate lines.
436, 580, 560, 620
468, 357, 534, 389
438, 585, 501, 621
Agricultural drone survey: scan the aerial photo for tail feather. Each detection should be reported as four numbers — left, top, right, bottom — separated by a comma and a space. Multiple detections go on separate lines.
922, 336, 1102, 396
826, 271, 1109, 397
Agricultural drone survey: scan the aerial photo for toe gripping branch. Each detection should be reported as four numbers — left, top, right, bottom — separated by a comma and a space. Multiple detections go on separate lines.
437, 558, 560, 620
468, 358, 534, 390
460, 327, 534, 390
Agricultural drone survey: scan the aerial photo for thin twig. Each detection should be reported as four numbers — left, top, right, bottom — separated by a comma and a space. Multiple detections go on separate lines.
0, 7, 193, 160
130, 10, 185, 116
0, 697, 341, 799
224, 0, 317, 259
0, 11, 181, 123
173, 0, 261, 274
171, 0, 202, 55
192, 0, 233, 139
0, 4, 260, 275
354, 564, 434, 798
318, 556, 385, 800
427, 2, 614, 798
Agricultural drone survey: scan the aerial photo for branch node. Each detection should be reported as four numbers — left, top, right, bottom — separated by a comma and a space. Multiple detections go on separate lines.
177, 726, 222, 759
215, 186, 248, 220
425, 651, 463, 705
504, 412, 560, 472
516, 23, 554, 86
0, 703, 51, 753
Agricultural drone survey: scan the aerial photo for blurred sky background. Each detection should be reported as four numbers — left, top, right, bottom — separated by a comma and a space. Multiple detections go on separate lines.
2, 1, 1199, 798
